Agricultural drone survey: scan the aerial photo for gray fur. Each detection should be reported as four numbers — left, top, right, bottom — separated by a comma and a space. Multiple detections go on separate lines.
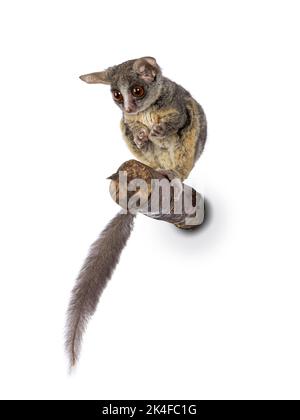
67, 57, 207, 368
65, 212, 135, 368
80, 57, 207, 180
110, 57, 163, 114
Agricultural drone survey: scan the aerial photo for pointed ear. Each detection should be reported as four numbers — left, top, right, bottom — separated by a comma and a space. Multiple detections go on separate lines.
79, 70, 112, 85
133, 57, 160, 82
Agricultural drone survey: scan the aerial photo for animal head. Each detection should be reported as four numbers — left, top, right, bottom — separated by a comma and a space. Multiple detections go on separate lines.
80, 57, 162, 114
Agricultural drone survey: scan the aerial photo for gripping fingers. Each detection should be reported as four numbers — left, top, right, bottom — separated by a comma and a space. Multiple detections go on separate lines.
134, 128, 149, 149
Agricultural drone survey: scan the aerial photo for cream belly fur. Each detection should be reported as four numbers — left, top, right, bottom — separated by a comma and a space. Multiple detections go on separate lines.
120, 98, 201, 181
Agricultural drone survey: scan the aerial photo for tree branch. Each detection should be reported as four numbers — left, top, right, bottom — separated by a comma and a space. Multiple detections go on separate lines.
108, 160, 204, 229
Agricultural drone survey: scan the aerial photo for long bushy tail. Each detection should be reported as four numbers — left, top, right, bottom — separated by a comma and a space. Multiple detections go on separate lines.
65, 211, 135, 369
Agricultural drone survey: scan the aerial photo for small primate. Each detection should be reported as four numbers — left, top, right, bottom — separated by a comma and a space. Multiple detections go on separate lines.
80, 57, 207, 181
65, 58, 207, 369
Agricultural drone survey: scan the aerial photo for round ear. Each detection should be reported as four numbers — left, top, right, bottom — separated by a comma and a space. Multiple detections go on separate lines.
79, 66, 116, 85
133, 57, 160, 82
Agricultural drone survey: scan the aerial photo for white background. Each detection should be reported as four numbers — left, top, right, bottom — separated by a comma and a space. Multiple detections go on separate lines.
0, 0, 299, 400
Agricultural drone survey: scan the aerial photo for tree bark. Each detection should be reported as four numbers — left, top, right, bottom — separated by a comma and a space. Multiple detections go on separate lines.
108, 159, 204, 229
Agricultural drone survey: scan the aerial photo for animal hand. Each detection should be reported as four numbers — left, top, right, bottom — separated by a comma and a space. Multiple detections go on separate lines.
134, 128, 149, 149
150, 123, 167, 138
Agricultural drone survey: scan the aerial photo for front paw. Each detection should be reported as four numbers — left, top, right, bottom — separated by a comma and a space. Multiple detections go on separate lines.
134, 128, 149, 149
150, 123, 167, 139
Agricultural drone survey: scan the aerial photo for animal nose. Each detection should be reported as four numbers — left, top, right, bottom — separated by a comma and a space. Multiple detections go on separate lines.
125, 106, 133, 113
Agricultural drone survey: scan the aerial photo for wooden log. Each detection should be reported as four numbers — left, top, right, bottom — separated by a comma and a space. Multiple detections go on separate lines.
108, 159, 205, 229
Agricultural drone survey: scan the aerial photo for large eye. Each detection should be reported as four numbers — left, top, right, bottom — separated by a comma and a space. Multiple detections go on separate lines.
131, 86, 145, 98
112, 90, 123, 102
